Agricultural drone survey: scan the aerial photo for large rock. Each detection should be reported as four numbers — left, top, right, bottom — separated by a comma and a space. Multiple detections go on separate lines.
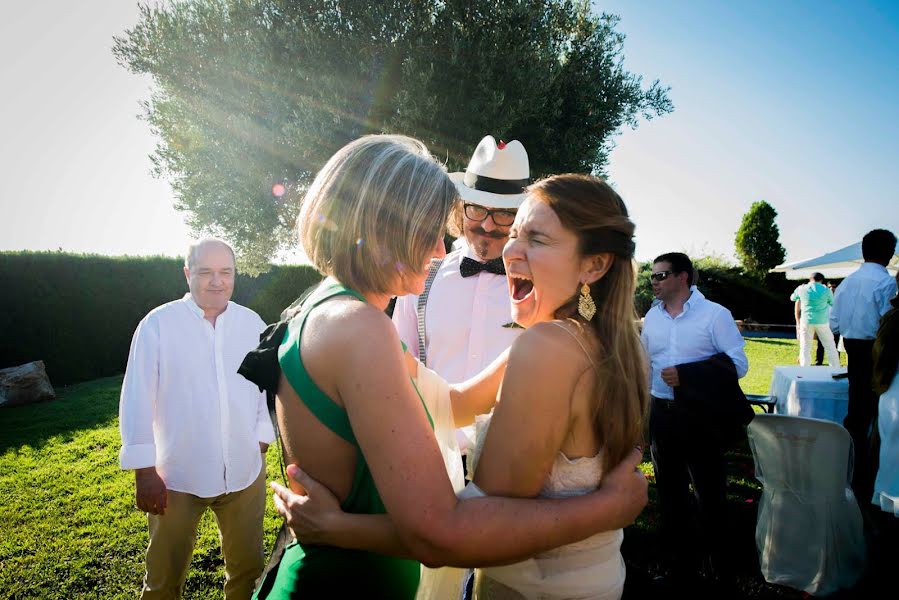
0, 361, 57, 408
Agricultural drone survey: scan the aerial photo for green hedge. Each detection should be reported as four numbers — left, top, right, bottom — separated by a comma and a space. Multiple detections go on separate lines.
694, 267, 796, 324
1, 251, 800, 387
0, 252, 322, 386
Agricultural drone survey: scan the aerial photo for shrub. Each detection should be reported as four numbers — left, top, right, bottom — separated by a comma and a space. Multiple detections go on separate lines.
0, 252, 321, 386
1, 250, 801, 386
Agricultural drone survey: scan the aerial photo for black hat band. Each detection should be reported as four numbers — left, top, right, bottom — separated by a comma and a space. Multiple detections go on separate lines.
463, 171, 531, 196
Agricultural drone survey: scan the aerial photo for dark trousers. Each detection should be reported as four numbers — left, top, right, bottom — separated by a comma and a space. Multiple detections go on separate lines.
816, 331, 841, 365
843, 338, 878, 503
649, 397, 729, 576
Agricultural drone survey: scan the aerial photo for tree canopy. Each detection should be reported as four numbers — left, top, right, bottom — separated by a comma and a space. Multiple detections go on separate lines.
735, 200, 787, 278
115, 0, 672, 273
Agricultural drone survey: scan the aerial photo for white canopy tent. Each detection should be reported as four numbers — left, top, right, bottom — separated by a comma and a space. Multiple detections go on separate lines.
771, 242, 899, 280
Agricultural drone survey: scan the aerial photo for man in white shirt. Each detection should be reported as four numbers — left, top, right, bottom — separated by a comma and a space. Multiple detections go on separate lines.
119, 238, 276, 600
830, 229, 898, 503
640, 252, 748, 588
392, 135, 530, 457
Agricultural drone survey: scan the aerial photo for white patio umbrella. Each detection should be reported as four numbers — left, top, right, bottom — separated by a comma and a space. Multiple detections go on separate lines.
771, 242, 899, 280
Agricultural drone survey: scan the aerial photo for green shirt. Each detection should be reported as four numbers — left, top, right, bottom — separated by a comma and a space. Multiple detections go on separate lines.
791, 282, 833, 325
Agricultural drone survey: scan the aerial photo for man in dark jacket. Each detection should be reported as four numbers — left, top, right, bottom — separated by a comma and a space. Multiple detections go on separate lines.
641, 252, 749, 589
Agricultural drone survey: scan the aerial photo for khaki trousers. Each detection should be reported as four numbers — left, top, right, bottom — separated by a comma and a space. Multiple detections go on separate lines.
141, 463, 266, 600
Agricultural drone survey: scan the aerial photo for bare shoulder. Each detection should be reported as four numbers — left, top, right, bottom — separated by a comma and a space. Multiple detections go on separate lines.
509, 320, 594, 379
304, 298, 401, 356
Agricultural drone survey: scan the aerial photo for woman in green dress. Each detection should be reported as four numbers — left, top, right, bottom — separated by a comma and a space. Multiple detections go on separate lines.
254, 135, 648, 599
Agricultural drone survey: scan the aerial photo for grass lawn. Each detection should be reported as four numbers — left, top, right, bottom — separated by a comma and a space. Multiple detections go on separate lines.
0, 338, 870, 599
0, 376, 285, 599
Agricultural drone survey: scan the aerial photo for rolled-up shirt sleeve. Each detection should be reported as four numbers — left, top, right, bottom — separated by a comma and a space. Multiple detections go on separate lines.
119, 316, 160, 470
712, 308, 749, 378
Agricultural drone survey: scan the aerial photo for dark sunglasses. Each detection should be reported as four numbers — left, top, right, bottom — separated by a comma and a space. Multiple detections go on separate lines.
463, 203, 517, 227
650, 270, 674, 282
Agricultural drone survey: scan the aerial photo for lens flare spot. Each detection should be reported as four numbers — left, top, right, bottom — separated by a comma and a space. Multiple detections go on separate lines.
314, 213, 338, 232
271, 183, 286, 197
355, 238, 364, 247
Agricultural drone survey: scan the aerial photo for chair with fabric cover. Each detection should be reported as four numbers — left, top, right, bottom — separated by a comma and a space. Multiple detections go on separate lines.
745, 393, 776, 413
747, 414, 866, 596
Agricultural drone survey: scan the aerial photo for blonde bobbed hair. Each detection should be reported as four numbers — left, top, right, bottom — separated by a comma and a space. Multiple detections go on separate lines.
299, 135, 457, 294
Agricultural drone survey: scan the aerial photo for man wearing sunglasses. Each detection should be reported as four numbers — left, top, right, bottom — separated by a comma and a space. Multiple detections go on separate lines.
641, 252, 748, 591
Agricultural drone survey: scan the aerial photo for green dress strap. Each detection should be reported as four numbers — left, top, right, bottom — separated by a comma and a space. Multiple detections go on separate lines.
255, 280, 431, 600
277, 281, 432, 441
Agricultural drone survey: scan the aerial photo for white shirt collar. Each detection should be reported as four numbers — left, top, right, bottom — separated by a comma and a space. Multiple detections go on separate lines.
860, 261, 889, 275
458, 239, 478, 261
659, 286, 703, 315
182, 293, 230, 321
685, 286, 704, 306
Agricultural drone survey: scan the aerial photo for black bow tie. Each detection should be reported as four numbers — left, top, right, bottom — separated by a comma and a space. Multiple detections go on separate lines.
460, 256, 506, 278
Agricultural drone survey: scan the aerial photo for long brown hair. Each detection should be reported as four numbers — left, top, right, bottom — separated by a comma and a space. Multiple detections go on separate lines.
528, 174, 648, 473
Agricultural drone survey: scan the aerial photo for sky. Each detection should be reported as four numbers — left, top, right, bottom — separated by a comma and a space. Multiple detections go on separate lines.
602, 0, 899, 264
1, 1, 897, 267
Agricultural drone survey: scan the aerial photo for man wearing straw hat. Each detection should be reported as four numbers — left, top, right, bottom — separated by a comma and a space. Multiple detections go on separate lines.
393, 135, 531, 451
391, 134, 531, 599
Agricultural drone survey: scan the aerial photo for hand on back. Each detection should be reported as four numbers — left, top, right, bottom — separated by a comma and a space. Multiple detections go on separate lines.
599, 447, 648, 529
271, 464, 342, 546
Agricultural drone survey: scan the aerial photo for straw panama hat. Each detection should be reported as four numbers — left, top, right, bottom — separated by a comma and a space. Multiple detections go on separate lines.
448, 135, 531, 209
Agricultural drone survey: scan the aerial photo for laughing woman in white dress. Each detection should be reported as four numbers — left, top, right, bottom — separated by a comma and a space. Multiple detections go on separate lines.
456, 174, 648, 599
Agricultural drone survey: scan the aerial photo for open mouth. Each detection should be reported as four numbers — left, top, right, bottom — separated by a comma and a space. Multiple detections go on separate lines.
509, 273, 534, 302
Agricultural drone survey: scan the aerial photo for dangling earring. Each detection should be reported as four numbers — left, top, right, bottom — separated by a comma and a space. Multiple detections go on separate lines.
578, 282, 596, 321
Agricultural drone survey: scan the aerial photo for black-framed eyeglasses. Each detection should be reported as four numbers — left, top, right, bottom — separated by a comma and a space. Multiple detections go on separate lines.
650, 270, 674, 282
463, 203, 517, 227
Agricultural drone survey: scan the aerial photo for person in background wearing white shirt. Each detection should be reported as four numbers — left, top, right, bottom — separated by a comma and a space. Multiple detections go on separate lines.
641, 252, 748, 591
119, 238, 276, 600
392, 135, 530, 462
830, 228, 898, 505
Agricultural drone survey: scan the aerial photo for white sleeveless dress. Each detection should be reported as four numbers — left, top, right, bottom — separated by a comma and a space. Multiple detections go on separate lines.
458, 413, 626, 600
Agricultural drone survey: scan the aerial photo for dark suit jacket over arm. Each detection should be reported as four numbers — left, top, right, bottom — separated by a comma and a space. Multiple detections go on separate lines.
674, 352, 754, 446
